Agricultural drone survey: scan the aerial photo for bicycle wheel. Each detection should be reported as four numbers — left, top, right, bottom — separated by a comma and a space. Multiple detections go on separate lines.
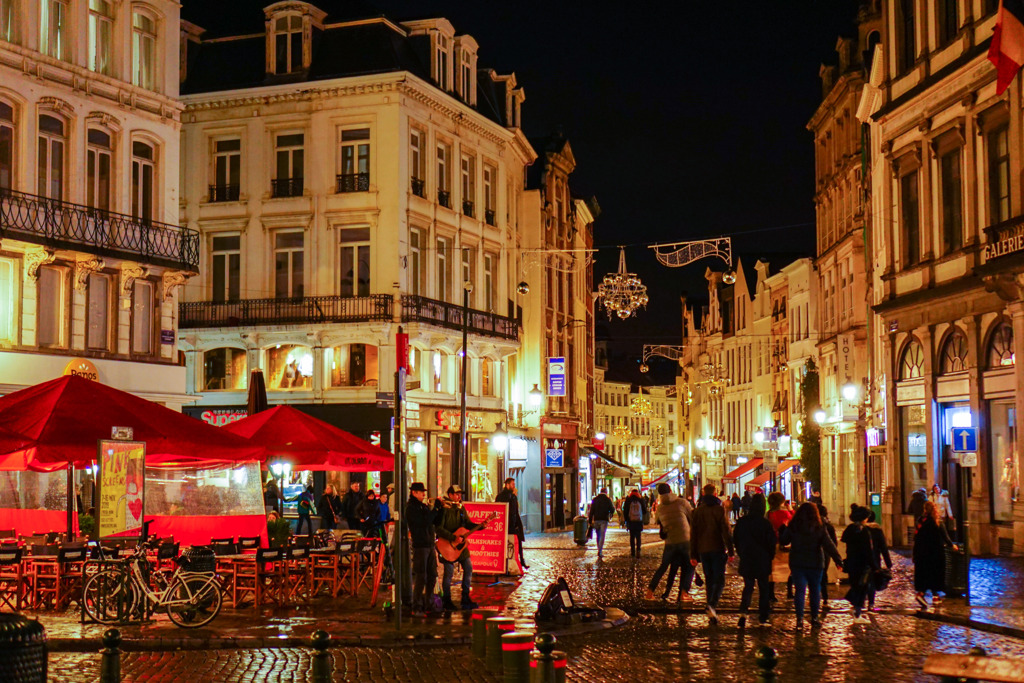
166, 575, 222, 628
83, 571, 138, 625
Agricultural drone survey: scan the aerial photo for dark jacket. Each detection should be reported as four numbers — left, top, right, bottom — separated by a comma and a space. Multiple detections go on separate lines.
433, 497, 474, 561
912, 517, 954, 592
868, 524, 893, 569
341, 489, 364, 521
588, 493, 615, 523
356, 497, 381, 527
780, 519, 843, 570
732, 514, 776, 578
495, 488, 524, 539
691, 495, 734, 556
405, 495, 437, 549
318, 494, 340, 523
840, 523, 879, 572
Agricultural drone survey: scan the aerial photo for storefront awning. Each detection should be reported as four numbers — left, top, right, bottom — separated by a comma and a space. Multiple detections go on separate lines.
747, 459, 800, 487
722, 457, 763, 483
581, 446, 635, 478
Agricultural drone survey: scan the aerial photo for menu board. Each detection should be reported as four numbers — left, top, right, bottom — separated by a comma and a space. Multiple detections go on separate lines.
462, 501, 508, 575
98, 440, 146, 538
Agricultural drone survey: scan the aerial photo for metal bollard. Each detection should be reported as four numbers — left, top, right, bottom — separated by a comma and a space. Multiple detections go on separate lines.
529, 633, 567, 683
754, 645, 778, 682
472, 608, 501, 658
485, 617, 517, 673
99, 628, 121, 683
310, 630, 332, 683
501, 631, 533, 683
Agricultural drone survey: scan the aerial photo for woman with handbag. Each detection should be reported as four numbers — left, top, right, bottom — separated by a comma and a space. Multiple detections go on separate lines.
780, 502, 843, 629
913, 500, 957, 611
866, 509, 893, 611
840, 506, 879, 623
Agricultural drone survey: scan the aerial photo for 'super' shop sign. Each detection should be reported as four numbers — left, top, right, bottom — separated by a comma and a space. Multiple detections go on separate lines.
199, 409, 248, 426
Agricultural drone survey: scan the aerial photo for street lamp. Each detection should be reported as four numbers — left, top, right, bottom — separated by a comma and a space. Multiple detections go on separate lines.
814, 409, 827, 424
492, 423, 509, 452
753, 429, 765, 444
457, 279, 474, 498
695, 438, 705, 449
528, 384, 543, 408
842, 382, 858, 402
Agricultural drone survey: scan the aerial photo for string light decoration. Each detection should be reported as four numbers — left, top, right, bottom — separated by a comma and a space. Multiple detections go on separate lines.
612, 424, 633, 438
630, 387, 652, 417
598, 248, 648, 319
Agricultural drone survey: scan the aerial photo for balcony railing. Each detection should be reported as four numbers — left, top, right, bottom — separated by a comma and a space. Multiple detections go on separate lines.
485, 209, 496, 226
438, 189, 451, 208
401, 294, 519, 341
462, 200, 474, 218
271, 177, 304, 198
411, 177, 426, 198
336, 172, 369, 193
209, 184, 240, 203
179, 294, 393, 329
0, 187, 198, 271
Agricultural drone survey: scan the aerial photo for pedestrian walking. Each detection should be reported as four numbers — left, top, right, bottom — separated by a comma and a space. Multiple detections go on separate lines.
909, 488, 927, 523
781, 502, 843, 629
928, 484, 956, 535
913, 500, 957, 611
588, 488, 616, 558
690, 484, 734, 624
405, 482, 439, 615
766, 491, 793, 601
730, 493, 742, 521
840, 506, 878, 622
645, 483, 694, 603
740, 490, 752, 517
434, 484, 479, 610
809, 489, 823, 506
866, 510, 893, 611
263, 478, 282, 514
357, 489, 382, 537
624, 489, 647, 558
289, 484, 316, 536
817, 505, 839, 609
341, 481, 364, 531
496, 477, 529, 569
733, 492, 776, 627
318, 484, 341, 531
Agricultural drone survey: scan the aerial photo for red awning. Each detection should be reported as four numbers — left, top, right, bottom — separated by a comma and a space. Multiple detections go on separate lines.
0, 375, 264, 472
722, 457, 763, 483
747, 459, 800, 487
221, 405, 393, 472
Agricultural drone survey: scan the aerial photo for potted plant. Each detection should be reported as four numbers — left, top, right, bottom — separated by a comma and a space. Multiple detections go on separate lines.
267, 517, 290, 548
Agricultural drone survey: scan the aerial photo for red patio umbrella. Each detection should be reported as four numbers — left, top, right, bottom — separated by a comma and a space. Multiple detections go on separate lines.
0, 375, 264, 471
221, 405, 393, 471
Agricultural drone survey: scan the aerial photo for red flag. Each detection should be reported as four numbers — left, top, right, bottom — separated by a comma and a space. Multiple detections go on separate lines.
989, 0, 1024, 94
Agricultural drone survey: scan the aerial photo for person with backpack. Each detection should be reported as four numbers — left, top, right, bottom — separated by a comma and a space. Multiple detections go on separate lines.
645, 483, 694, 602
624, 489, 647, 558
733, 492, 776, 627
289, 484, 316, 535
588, 488, 616, 558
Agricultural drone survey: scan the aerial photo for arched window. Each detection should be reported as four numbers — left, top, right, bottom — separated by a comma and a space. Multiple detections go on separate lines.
38, 114, 65, 199
87, 128, 112, 211
899, 339, 924, 379
988, 322, 1015, 368
326, 343, 378, 387
939, 329, 968, 374
204, 348, 247, 391
266, 344, 312, 390
0, 100, 13, 190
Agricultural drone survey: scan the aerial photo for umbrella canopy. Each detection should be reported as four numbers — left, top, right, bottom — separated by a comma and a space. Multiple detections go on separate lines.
0, 375, 264, 471
221, 405, 393, 472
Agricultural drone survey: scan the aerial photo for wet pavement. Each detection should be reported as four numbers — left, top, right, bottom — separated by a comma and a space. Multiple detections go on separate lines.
27, 526, 1024, 681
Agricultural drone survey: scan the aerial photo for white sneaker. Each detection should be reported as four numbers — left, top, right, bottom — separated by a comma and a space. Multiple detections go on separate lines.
853, 615, 871, 624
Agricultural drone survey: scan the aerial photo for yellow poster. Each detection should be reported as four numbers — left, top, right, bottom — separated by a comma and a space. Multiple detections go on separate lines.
98, 440, 146, 538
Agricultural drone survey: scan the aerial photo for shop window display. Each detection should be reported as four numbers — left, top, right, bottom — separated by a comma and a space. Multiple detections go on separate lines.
327, 343, 378, 387
267, 345, 313, 390
204, 348, 247, 391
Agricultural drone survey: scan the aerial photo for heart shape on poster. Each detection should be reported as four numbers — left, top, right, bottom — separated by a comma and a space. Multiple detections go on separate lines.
128, 498, 143, 521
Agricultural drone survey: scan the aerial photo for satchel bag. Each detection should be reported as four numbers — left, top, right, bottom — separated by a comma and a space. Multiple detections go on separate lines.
873, 567, 893, 592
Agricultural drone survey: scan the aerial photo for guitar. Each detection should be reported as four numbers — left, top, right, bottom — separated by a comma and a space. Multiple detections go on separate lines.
435, 512, 499, 563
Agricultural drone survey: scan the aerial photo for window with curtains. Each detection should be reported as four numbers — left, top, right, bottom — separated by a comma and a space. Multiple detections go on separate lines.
87, 129, 112, 211
482, 252, 495, 312
337, 128, 370, 193
939, 147, 963, 254
436, 141, 451, 207
988, 124, 1010, 226
339, 227, 370, 296
40, 0, 67, 60
132, 9, 156, 90
436, 236, 452, 301
435, 33, 450, 90
1, 0, 19, 44
131, 279, 154, 355
460, 153, 475, 217
410, 127, 425, 196
131, 141, 154, 221
0, 256, 16, 344
0, 101, 14, 190
88, 0, 113, 75
86, 272, 112, 351
37, 265, 67, 348
37, 114, 65, 200
274, 231, 304, 298
900, 169, 921, 267
211, 234, 240, 302
460, 247, 475, 298
409, 227, 425, 295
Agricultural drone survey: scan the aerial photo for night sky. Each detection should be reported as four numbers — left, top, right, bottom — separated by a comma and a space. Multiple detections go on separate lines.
186, 0, 859, 376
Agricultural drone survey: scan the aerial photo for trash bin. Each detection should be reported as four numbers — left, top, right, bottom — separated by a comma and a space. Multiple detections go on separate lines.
181, 547, 217, 573
944, 545, 968, 598
0, 614, 48, 683
573, 516, 589, 546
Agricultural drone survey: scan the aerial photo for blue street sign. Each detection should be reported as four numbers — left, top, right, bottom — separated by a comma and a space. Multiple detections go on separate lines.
545, 449, 564, 468
951, 427, 977, 452
547, 357, 566, 397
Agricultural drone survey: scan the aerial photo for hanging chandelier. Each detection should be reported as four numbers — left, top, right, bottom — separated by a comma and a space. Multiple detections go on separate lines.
612, 424, 633, 438
598, 247, 648, 319
630, 388, 652, 417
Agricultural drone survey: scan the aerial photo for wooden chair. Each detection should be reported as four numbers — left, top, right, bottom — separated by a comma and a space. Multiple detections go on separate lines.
0, 529, 16, 539
231, 548, 283, 607
353, 539, 381, 596
32, 545, 87, 610
155, 542, 179, 572
210, 542, 238, 556
283, 546, 312, 604
238, 536, 262, 552
0, 547, 26, 610
210, 537, 235, 546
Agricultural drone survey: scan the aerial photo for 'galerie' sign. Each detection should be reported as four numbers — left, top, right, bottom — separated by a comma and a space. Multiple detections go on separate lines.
984, 231, 1024, 260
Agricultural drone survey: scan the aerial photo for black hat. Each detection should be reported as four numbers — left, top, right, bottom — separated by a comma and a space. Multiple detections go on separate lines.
410, 482, 427, 492
447, 484, 464, 495
850, 506, 870, 522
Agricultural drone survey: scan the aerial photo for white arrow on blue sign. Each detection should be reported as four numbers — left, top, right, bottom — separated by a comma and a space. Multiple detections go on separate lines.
951, 427, 977, 453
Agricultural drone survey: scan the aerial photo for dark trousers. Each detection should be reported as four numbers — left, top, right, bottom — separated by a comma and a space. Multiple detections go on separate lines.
821, 560, 832, 603
441, 553, 473, 602
320, 517, 336, 531
700, 551, 728, 607
846, 565, 871, 615
627, 522, 644, 556
792, 566, 823, 621
649, 542, 694, 595
739, 573, 771, 621
296, 514, 312, 535
411, 546, 437, 610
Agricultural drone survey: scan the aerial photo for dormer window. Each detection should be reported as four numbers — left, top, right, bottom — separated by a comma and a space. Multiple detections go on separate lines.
436, 33, 450, 90
274, 14, 302, 73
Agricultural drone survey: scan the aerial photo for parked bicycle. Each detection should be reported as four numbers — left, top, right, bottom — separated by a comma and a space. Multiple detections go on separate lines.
82, 539, 222, 628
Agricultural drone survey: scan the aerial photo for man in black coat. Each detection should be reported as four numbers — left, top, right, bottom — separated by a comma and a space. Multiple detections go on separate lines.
496, 477, 529, 569
340, 481, 364, 531
405, 482, 438, 614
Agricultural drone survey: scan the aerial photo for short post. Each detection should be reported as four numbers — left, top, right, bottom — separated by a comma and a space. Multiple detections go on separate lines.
99, 628, 121, 683
529, 633, 567, 683
755, 645, 778, 682
472, 608, 501, 657
501, 631, 533, 683
485, 616, 517, 673
310, 630, 332, 683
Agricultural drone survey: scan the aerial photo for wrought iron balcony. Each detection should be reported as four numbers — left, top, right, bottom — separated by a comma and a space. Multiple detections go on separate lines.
208, 184, 240, 203
411, 177, 426, 198
462, 200, 475, 218
336, 172, 369, 193
401, 294, 519, 341
179, 294, 393, 329
437, 189, 451, 208
271, 177, 304, 198
485, 209, 496, 226
0, 187, 198, 271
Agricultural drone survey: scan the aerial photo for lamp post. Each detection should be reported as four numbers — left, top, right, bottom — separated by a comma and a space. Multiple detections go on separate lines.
458, 280, 473, 498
